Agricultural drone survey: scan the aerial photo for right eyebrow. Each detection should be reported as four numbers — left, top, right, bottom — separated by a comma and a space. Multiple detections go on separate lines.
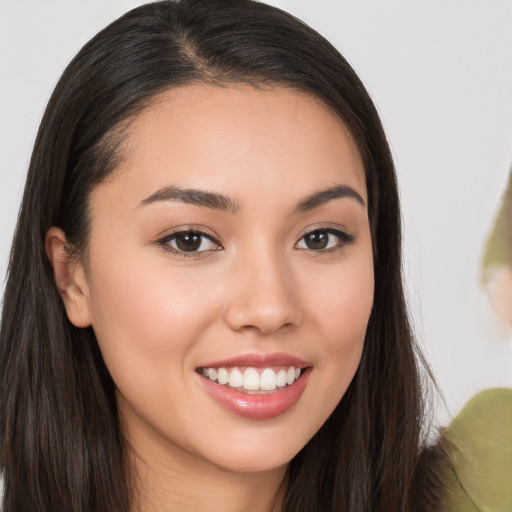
292, 184, 366, 214
138, 186, 241, 215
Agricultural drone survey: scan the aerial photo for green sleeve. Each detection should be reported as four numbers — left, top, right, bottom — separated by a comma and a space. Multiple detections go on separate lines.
440, 388, 512, 512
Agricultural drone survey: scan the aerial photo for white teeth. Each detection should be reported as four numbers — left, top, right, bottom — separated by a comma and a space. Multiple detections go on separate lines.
228, 368, 243, 388
242, 368, 260, 390
276, 369, 287, 387
260, 368, 277, 390
200, 365, 305, 391
217, 367, 229, 385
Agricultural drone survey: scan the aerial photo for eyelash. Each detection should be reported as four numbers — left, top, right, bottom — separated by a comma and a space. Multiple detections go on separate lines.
156, 226, 355, 257
157, 229, 222, 258
295, 227, 355, 253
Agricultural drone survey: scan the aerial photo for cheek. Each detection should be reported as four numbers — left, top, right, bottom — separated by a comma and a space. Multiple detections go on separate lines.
302, 245, 374, 391
284, 250, 373, 446
307, 253, 374, 351
85, 248, 224, 393
320, 282, 372, 388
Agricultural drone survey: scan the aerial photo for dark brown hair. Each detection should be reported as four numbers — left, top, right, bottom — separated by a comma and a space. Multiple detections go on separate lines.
0, 1, 444, 510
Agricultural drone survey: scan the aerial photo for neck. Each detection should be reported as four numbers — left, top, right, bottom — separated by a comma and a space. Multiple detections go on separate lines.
128, 440, 288, 512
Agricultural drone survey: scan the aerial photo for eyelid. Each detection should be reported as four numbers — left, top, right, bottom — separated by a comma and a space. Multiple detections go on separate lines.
155, 225, 223, 257
294, 224, 355, 251
154, 223, 219, 239
295, 223, 350, 239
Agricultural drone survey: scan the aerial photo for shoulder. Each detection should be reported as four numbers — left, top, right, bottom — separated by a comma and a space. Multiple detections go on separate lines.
440, 388, 512, 512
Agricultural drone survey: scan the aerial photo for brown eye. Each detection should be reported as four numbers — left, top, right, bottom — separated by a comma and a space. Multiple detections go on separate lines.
303, 231, 330, 250
296, 228, 354, 252
162, 230, 219, 254
174, 233, 202, 251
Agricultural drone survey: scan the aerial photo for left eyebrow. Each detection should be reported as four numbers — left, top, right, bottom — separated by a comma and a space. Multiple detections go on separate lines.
292, 184, 366, 214
138, 186, 241, 214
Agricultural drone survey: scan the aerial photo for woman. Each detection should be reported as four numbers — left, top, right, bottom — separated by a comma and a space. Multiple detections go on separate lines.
0, 1, 493, 511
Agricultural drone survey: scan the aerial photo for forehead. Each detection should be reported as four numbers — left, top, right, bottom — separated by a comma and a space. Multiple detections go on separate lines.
98, 84, 366, 205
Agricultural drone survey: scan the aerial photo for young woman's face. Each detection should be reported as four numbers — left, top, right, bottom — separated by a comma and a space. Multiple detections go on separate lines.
77, 85, 374, 474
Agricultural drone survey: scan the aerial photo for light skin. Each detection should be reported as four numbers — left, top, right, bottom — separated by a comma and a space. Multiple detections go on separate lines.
46, 85, 374, 512
486, 266, 512, 331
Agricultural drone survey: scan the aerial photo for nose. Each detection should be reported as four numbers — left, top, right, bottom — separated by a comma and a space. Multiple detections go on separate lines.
224, 249, 302, 335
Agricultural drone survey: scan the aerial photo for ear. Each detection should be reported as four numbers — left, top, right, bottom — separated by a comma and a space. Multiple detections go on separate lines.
45, 227, 92, 328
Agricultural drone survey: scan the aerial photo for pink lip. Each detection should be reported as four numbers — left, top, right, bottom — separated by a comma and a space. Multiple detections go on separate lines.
198, 352, 310, 369
197, 352, 312, 420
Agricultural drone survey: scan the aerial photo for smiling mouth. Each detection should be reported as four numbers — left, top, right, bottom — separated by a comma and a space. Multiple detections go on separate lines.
196, 356, 312, 419
196, 365, 305, 394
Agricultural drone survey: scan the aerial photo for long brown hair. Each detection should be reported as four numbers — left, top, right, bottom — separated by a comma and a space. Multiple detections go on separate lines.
0, 1, 444, 510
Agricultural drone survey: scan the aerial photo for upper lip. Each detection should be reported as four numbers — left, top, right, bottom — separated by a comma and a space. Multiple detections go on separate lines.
198, 352, 311, 369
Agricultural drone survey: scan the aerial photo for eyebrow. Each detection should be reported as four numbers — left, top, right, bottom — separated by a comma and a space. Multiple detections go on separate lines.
292, 184, 365, 213
138, 183, 365, 215
139, 186, 241, 214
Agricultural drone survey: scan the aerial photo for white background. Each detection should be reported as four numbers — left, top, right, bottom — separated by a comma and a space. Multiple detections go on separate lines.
1, 0, 511, 425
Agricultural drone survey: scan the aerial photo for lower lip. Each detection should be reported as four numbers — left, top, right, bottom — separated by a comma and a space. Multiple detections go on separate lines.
198, 368, 311, 420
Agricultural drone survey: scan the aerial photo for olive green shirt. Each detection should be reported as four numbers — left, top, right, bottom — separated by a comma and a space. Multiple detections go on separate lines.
441, 388, 512, 512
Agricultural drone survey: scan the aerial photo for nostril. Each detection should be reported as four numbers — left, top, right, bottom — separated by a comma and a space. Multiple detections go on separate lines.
224, 298, 301, 334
